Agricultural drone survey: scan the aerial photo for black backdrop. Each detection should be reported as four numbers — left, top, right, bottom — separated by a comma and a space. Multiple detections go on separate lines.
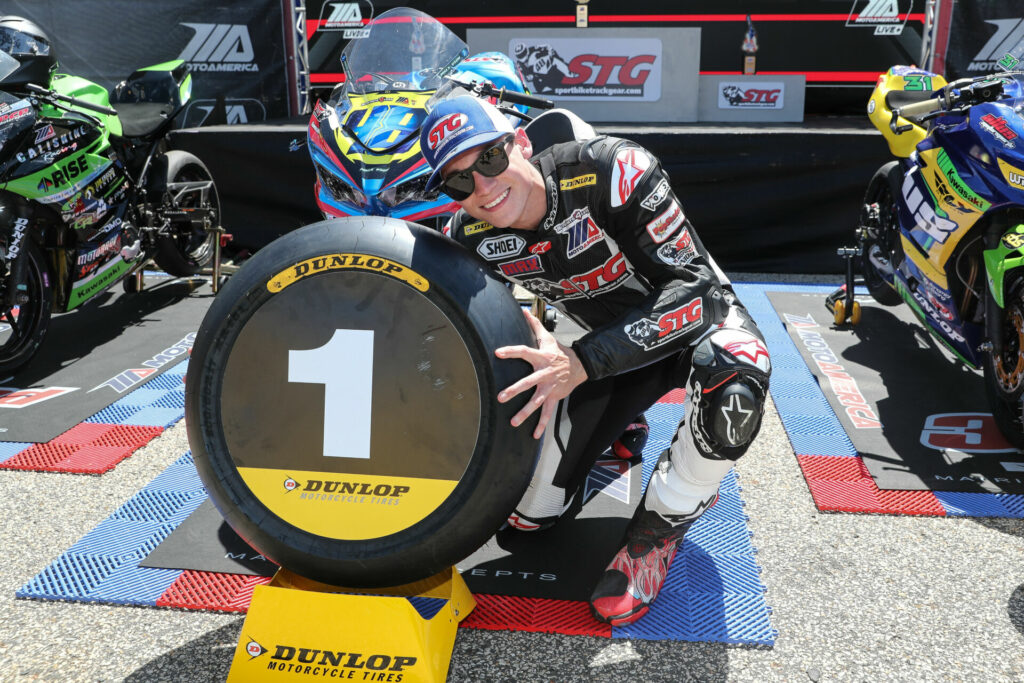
169, 120, 890, 274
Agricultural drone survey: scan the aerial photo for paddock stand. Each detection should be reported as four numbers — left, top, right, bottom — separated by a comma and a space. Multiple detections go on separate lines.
226, 566, 475, 682
824, 246, 862, 326
121, 228, 235, 294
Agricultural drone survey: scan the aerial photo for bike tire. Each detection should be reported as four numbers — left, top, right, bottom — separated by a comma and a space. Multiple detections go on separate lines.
860, 162, 903, 307
0, 239, 53, 377
983, 276, 1024, 449
152, 151, 219, 277
186, 216, 540, 587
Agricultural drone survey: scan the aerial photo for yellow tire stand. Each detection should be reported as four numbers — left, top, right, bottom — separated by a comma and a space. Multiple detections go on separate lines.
227, 566, 475, 682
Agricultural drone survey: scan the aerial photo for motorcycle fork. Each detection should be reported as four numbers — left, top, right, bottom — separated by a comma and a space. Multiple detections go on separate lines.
0, 198, 34, 308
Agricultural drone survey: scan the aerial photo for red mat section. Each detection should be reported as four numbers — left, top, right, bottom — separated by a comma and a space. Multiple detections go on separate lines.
797, 455, 948, 516
156, 570, 613, 637
1, 424, 164, 474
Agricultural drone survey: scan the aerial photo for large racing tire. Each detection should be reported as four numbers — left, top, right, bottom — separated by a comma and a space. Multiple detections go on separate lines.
860, 162, 903, 307
0, 239, 53, 377
186, 217, 540, 587
152, 151, 219, 277
983, 278, 1024, 449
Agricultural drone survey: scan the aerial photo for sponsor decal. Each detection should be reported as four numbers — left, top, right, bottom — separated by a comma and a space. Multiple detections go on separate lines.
640, 178, 670, 212
477, 234, 526, 260
0, 386, 78, 409
584, 456, 631, 504
299, 478, 410, 498
624, 297, 703, 349
89, 333, 196, 393
519, 277, 565, 299
724, 338, 771, 368
283, 477, 299, 492
553, 207, 604, 258
76, 234, 120, 265
68, 252, 132, 309
979, 113, 1017, 148
427, 112, 468, 150
718, 82, 785, 109
646, 201, 684, 243
920, 413, 1016, 453
4, 217, 28, 260
1001, 232, 1024, 250
529, 241, 551, 255
179, 23, 259, 72
499, 255, 543, 277
846, 0, 910, 35
0, 105, 30, 124
318, 1, 375, 38
656, 228, 697, 267
182, 98, 268, 126
268, 253, 429, 293
245, 638, 266, 660
36, 156, 90, 192
931, 149, 990, 213
900, 280, 965, 342
969, 18, 1024, 72
998, 158, 1024, 191
463, 567, 558, 581
262, 644, 417, 674
783, 312, 881, 428
462, 220, 493, 236
510, 38, 662, 101
902, 171, 956, 243
559, 173, 596, 190
16, 124, 87, 164
557, 251, 631, 298
611, 147, 651, 208
867, 98, 876, 114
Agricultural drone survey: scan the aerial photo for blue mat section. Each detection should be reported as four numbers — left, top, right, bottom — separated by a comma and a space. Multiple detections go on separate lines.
734, 282, 1024, 519
18, 402, 776, 645
17, 451, 204, 605
85, 360, 188, 429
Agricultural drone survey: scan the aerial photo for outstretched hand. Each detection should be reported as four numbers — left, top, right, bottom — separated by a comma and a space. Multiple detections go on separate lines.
495, 309, 589, 439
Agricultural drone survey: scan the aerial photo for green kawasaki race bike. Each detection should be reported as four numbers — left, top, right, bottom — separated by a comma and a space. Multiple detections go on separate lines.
0, 17, 219, 377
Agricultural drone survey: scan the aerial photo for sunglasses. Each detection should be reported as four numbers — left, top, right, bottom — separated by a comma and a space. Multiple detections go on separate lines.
440, 134, 516, 201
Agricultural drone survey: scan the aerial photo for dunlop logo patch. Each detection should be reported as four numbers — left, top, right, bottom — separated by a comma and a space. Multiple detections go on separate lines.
268, 253, 429, 292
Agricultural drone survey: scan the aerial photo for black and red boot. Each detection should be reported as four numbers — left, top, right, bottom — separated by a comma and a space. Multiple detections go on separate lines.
589, 493, 717, 626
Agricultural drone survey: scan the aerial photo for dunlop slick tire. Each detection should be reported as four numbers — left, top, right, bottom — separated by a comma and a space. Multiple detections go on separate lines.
186, 217, 539, 587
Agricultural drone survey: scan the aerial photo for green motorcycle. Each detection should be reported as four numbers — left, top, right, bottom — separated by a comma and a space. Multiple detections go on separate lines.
0, 17, 219, 376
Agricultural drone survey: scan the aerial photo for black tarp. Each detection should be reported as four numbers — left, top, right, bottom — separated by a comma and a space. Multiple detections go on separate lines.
169, 119, 891, 274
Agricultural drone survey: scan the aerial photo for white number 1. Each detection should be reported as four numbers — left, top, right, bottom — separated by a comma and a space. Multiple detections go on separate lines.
288, 329, 374, 459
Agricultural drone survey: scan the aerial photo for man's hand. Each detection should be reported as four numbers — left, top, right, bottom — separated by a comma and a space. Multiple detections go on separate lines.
495, 309, 589, 439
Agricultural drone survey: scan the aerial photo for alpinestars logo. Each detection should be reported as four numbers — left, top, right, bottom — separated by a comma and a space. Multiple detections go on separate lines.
179, 23, 259, 72
970, 18, 1024, 72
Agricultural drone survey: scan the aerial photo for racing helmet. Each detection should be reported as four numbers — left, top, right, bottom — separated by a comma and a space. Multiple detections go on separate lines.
0, 16, 57, 88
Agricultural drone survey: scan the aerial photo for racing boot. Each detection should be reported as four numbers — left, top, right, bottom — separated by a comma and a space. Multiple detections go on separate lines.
612, 415, 649, 461
589, 491, 716, 626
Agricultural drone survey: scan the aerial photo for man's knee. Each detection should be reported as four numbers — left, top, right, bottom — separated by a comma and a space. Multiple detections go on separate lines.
687, 326, 771, 460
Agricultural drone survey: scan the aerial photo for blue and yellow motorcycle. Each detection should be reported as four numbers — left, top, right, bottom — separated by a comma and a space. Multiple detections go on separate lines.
837, 42, 1024, 445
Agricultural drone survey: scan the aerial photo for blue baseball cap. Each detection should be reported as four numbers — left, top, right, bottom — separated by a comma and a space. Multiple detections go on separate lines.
420, 95, 515, 192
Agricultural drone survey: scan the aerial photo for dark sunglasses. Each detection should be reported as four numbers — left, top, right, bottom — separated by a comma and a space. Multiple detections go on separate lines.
440, 134, 515, 201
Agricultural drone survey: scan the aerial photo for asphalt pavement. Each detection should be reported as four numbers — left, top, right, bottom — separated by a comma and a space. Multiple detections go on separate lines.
1, 274, 1023, 682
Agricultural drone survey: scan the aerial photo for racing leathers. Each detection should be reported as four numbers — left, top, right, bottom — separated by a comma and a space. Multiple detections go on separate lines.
445, 135, 771, 624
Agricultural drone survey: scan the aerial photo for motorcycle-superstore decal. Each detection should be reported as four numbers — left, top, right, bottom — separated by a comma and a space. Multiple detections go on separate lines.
330, 91, 433, 165
998, 158, 1024, 192
236, 467, 457, 540
267, 253, 429, 293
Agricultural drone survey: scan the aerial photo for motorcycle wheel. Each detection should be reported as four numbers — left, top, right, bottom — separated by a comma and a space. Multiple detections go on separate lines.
152, 151, 219, 277
0, 240, 53, 377
186, 217, 540, 587
860, 162, 903, 306
983, 279, 1024, 449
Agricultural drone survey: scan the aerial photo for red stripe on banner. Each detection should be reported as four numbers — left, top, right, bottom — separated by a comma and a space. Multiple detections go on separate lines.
701, 70, 883, 83
311, 73, 345, 83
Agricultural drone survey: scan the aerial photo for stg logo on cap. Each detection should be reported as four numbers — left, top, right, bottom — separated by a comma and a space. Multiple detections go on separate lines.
428, 113, 467, 150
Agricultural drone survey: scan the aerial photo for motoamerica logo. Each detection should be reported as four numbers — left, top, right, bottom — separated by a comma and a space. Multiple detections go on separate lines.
178, 23, 259, 72
969, 18, 1024, 71
262, 644, 417, 676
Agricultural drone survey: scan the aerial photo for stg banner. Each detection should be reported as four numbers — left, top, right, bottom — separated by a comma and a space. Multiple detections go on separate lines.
4, 0, 289, 124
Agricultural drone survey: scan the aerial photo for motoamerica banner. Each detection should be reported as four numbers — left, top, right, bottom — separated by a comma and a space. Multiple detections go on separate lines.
5, 0, 288, 124
942, 0, 1024, 79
